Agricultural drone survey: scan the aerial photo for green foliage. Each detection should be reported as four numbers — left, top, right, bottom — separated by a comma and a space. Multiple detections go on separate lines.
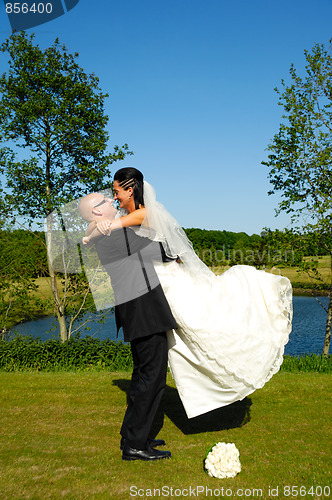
0, 335, 133, 371
281, 354, 332, 373
184, 227, 313, 268
184, 228, 248, 253
0, 229, 47, 278
184, 227, 270, 268
262, 39, 332, 224
1, 336, 331, 373
262, 228, 326, 268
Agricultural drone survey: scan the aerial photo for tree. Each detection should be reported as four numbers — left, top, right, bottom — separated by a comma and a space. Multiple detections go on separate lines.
262, 39, 332, 355
0, 32, 132, 341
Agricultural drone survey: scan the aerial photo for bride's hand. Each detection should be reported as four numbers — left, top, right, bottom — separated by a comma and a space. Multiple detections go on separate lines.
97, 219, 112, 235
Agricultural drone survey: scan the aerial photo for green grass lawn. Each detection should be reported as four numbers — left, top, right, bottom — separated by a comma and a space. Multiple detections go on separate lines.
0, 371, 331, 499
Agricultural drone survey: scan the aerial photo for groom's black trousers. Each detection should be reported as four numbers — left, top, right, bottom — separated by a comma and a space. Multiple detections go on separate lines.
120, 331, 168, 450
94, 229, 176, 451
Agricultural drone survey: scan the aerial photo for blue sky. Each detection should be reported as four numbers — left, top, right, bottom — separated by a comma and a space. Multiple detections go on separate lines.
0, 0, 331, 234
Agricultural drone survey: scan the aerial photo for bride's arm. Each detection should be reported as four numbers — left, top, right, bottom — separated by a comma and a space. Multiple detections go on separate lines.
82, 208, 147, 244
113, 208, 146, 229
97, 208, 147, 234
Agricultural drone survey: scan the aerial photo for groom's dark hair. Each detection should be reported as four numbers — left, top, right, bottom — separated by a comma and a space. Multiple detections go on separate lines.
114, 167, 144, 210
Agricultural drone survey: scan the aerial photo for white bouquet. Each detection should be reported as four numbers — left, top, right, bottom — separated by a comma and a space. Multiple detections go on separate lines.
204, 442, 241, 479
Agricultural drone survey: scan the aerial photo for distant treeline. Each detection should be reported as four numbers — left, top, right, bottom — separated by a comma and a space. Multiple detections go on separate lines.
184, 227, 328, 267
1, 228, 327, 278
0, 229, 47, 278
184, 228, 264, 267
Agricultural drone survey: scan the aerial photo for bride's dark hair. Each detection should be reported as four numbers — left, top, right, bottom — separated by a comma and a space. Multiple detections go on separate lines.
114, 167, 144, 210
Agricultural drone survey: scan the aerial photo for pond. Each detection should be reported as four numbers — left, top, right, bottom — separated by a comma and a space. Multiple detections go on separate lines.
8, 296, 330, 356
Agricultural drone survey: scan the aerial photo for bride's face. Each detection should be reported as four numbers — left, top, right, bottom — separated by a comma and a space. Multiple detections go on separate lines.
113, 180, 133, 210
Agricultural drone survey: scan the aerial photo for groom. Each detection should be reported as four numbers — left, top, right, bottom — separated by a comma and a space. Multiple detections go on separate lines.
79, 193, 177, 461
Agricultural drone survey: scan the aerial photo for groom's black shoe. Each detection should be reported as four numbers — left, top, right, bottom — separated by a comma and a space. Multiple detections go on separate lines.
120, 437, 166, 450
122, 445, 171, 461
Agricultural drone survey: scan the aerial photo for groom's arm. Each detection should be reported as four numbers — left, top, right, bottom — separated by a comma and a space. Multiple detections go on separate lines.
82, 222, 102, 245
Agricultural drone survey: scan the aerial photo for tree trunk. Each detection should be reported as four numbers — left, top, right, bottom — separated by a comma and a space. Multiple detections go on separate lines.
46, 233, 68, 342
45, 119, 68, 342
323, 295, 332, 356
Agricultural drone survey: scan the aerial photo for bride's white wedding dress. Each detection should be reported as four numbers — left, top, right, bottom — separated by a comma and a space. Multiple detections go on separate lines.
155, 261, 292, 418
139, 182, 293, 418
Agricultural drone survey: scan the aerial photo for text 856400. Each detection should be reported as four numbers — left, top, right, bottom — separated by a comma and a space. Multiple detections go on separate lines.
5, 3, 53, 14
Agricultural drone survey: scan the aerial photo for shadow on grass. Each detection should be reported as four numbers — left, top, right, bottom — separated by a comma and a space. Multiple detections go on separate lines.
113, 379, 252, 437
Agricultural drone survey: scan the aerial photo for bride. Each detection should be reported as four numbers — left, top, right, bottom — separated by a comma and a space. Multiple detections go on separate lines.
85, 167, 293, 418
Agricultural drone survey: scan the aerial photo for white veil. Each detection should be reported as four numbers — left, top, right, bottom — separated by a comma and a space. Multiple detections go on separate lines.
138, 181, 214, 281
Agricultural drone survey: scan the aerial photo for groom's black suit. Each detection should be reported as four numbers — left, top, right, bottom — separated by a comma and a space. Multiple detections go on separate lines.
95, 227, 177, 450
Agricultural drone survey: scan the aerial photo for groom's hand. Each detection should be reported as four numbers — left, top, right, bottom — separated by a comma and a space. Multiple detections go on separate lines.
82, 236, 93, 247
